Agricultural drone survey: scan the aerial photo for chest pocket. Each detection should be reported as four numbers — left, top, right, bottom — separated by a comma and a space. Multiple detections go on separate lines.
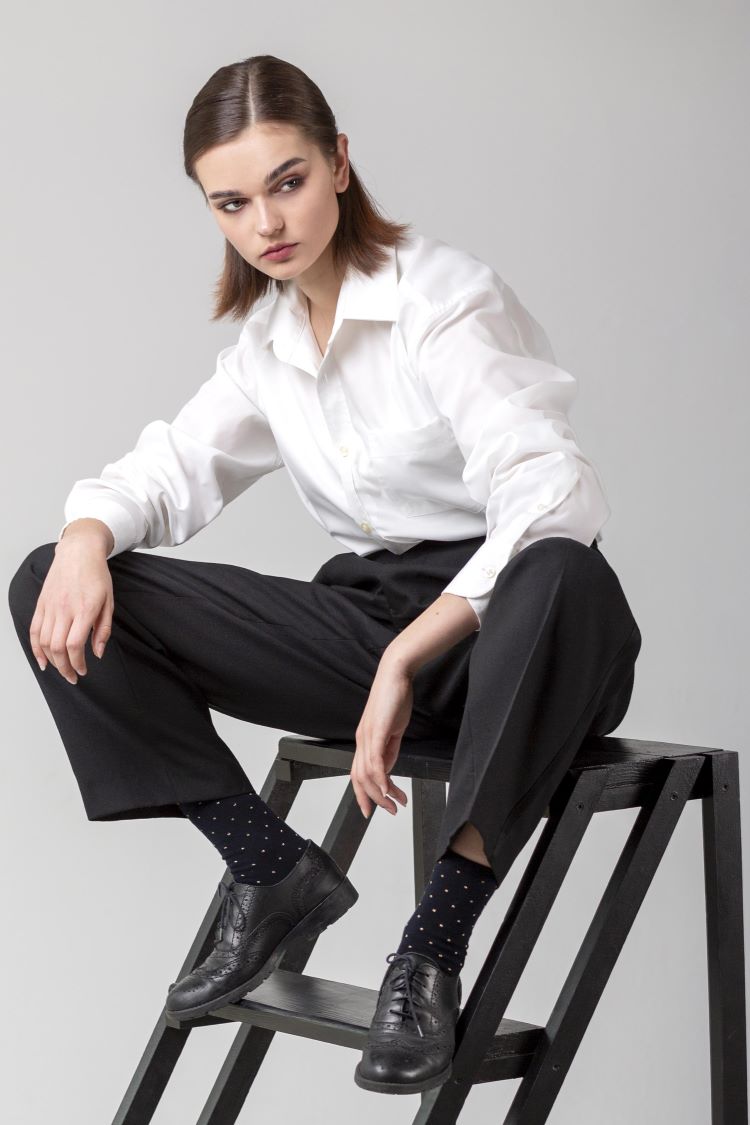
364, 416, 472, 516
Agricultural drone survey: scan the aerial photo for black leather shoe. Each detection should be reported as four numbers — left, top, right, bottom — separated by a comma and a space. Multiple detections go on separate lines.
165, 839, 357, 1021
354, 950, 462, 1094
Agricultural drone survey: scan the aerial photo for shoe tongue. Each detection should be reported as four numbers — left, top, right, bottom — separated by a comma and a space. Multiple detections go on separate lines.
412, 952, 441, 970
215, 883, 254, 949
396, 951, 440, 973
382, 955, 434, 1027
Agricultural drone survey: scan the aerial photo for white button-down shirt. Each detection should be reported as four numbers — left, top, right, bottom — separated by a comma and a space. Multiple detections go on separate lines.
59, 230, 611, 629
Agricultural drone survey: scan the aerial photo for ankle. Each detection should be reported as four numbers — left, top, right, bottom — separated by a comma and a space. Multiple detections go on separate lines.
179, 789, 308, 885
395, 847, 499, 975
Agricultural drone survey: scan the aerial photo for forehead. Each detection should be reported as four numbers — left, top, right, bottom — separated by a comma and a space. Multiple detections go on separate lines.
195, 123, 315, 190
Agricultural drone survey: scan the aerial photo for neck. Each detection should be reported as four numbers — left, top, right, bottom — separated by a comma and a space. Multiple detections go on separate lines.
293, 244, 346, 322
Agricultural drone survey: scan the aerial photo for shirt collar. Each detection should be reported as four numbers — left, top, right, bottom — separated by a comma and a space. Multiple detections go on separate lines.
252, 241, 399, 368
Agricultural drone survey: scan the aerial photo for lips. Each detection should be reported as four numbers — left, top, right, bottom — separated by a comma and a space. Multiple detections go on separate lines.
263, 243, 296, 256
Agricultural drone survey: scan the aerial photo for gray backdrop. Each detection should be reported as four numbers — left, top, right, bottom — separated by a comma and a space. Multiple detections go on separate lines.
2, 1, 747, 1121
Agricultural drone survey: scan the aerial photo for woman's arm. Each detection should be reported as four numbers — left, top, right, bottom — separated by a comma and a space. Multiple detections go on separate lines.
350, 591, 479, 818
412, 276, 610, 629
381, 592, 480, 677
58, 335, 284, 559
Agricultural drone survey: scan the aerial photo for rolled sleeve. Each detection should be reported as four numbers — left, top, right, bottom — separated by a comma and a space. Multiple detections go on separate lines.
58, 336, 284, 558
416, 279, 611, 629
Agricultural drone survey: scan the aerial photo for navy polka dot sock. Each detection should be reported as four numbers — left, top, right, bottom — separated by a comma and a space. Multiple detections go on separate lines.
394, 847, 499, 975
178, 788, 308, 885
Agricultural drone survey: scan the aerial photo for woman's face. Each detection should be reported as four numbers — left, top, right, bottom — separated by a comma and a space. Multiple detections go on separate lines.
194, 122, 349, 283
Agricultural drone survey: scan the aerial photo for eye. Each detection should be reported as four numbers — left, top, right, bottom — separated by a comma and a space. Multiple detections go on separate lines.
278, 175, 304, 193
218, 176, 305, 214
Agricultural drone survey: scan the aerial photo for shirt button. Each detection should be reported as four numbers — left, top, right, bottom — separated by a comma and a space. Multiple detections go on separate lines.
537, 503, 546, 511
339, 445, 349, 457
360, 521, 372, 533
482, 566, 496, 577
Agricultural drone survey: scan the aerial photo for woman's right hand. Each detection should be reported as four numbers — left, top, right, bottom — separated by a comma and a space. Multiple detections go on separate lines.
30, 529, 115, 685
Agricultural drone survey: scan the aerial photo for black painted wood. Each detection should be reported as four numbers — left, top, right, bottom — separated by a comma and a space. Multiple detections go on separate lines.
112, 762, 304, 1124
703, 751, 749, 1124
113, 734, 747, 1125
503, 755, 705, 1124
208, 968, 542, 1066
192, 780, 374, 1125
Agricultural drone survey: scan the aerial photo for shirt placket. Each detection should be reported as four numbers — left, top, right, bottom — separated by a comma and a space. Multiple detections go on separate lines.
317, 359, 390, 548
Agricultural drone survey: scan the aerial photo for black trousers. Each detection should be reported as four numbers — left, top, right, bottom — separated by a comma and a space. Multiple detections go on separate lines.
7, 534, 641, 887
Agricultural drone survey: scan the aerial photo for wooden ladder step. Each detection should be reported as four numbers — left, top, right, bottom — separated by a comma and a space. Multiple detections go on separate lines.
166, 968, 542, 1081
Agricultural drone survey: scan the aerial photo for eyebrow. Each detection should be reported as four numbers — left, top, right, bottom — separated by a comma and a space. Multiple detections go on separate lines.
207, 157, 308, 201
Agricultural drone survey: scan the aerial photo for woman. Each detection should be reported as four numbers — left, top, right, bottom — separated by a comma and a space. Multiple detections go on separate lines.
7, 54, 641, 1096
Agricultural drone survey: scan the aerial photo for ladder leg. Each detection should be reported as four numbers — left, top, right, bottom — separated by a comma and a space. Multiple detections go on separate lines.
195, 776, 373, 1125
412, 765, 610, 1125
703, 751, 748, 1125
412, 778, 448, 1110
504, 754, 703, 1124
111, 1018, 192, 1125
111, 753, 304, 1124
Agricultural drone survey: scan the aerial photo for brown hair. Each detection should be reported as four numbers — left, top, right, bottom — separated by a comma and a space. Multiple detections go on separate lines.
183, 54, 412, 322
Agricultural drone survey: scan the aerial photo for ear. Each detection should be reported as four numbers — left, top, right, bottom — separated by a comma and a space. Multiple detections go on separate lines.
334, 133, 350, 192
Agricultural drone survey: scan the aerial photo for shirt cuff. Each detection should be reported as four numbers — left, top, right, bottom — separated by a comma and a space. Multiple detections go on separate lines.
442, 455, 612, 629
466, 591, 491, 630
441, 530, 521, 629
58, 497, 142, 560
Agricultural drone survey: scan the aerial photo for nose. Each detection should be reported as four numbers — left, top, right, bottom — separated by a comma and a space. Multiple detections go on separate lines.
255, 199, 283, 237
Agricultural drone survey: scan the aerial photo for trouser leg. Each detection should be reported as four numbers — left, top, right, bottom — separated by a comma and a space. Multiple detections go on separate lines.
7, 542, 414, 822
431, 535, 642, 887
8, 532, 640, 885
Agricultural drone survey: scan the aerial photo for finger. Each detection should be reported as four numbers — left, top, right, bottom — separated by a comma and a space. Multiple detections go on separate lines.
49, 618, 78, 683
353, 729, 376, 818
381, 734, 408, 803
92, 601, 113, 659
360, 747, 398, 815
366, 736, 398, 810
385, 777, 408, 806
353, 743, 394, 817
66, 618, 91, 676
350, 765, 373, 819
29, 604, 47, 670
38, 619, 58, 673
362, 773, 397, 815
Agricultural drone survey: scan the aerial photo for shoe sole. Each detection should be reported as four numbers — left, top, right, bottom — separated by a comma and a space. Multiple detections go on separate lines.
166, 873, 358, 1021
353, 1059, 453, 1095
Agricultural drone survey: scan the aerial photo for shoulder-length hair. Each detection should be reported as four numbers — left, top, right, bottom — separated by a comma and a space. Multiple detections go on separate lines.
183, 54, 413, 322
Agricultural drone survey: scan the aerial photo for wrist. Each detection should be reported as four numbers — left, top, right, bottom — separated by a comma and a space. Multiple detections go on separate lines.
57, 519, 113, 556
380, 640, 419, 680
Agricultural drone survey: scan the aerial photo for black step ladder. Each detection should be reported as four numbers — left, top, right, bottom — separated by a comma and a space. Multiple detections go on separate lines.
112, 733, 748, 1124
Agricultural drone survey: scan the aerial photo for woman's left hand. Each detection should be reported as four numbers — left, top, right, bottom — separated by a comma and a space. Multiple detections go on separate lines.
350, 654, 412, 819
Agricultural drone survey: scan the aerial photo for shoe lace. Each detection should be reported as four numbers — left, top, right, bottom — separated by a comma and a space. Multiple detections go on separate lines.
216, 881, 246, 945
384, 952, 429, 1038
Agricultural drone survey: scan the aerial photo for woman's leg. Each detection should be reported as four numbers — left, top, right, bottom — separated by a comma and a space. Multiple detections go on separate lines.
8, 539, 415, 1018
355, 535, 642, 1094
7, 541, 417, 823
393, 535, 642, 970
438, 535, 641, 885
